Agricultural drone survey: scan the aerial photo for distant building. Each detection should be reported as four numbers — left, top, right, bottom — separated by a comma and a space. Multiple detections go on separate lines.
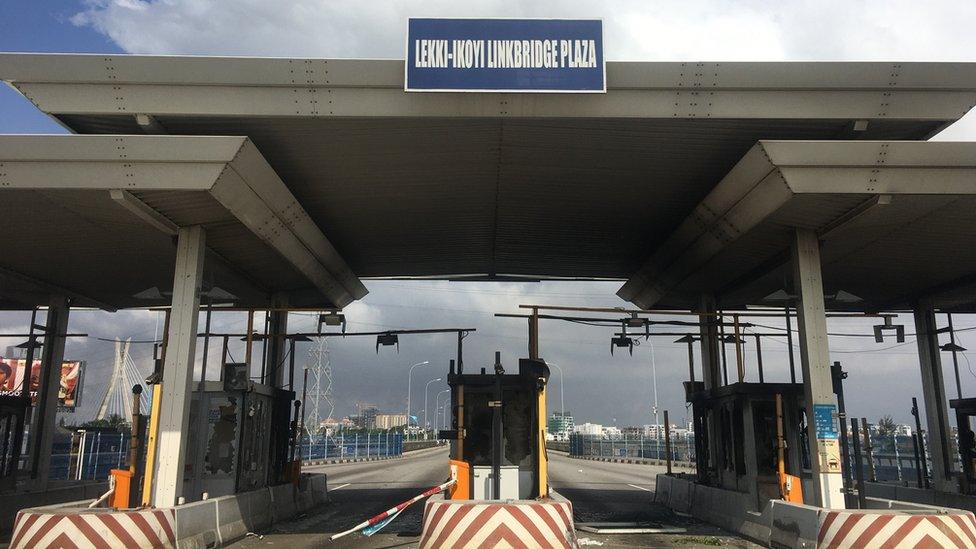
376, 413, 408, 430
603, 426, 622, 439
548, 412, 574, 441
574, 422, 603, 436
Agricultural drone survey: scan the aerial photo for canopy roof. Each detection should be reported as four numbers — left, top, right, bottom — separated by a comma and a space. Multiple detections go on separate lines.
2, 54, 976, 310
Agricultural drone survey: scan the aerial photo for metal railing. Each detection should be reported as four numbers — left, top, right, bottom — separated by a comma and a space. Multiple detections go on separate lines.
569, 433, 696, 463
299, 432, 403, 461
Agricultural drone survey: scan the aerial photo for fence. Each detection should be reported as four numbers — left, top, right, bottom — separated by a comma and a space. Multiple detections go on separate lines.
569, 433, 696, 462
49, 431, 127, 481
299, 432, 403, 461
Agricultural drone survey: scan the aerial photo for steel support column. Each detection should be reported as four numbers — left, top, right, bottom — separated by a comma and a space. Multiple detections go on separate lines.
152, 226, 205, 507
699, 295, 721, 391
698, 295, 722, 482
913, 304, 955, 492
28, 294, 70, 489
268, 295, 289, 388
792, 228, 845, 509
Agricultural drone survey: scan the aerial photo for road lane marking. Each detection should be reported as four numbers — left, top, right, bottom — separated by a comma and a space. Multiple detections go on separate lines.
627, 483, 653, 492
330, 483, 351, 491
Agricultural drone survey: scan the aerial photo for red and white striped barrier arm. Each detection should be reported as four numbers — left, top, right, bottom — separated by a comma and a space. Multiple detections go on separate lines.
330, 478, 456, 540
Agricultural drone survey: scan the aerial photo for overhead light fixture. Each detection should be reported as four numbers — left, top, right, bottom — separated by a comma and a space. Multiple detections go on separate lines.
15, 339, 42, 349
722, 334, 746, 345
622, 314, 650, 339
610, 335, 634, 356
202, 286, 237, 302
133, 286, 167, 300
873, 317, 905, 343
827, 290, 863, 303
376, 332, 399, 353
940, 342, 967, 352
763, 289, 796, 302
319, 311, 347, 334
292, 334, 313, 343
674, 334, 698, 344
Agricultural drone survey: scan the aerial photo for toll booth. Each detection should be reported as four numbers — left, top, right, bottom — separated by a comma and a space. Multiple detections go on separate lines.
442, 357, 549, 500
182, 365, 295, 501
688, 382, 810, 509
951, 398, 976, 494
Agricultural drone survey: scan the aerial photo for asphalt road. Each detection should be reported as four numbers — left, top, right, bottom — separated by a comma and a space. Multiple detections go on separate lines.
230, 448, 758, 548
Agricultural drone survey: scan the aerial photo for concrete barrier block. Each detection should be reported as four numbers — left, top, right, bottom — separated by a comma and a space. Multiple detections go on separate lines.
767, 500, 820, 549
215, 494, 248, 545
654, 474, 672, 506
269, 484, 298, 523
174, 499, 218, 549
669, 477, 693, 513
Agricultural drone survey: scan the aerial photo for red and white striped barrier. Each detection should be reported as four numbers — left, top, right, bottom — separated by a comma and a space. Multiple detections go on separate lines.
420, 500, 578, 549
10, 508, 176, 549
818, 509, 976, 548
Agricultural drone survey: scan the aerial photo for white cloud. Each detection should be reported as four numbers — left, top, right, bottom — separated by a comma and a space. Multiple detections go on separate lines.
71, 0, 976, 61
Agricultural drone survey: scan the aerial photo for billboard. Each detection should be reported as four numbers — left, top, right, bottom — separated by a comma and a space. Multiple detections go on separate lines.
0, 358, 85, 409
406, 18, 605, 93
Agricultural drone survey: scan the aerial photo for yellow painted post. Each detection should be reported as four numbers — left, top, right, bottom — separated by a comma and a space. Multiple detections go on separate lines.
140, 383, 163, 506
141, 311, 168, 506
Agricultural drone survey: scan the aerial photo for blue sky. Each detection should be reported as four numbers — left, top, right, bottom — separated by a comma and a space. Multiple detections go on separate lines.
3, 0, 976, 426
0, 1, 121, 133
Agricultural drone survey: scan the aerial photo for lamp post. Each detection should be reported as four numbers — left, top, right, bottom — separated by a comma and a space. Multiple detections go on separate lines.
547, 361, 566, 439
424, 377, 442, 440
434, 390, 450, 433
406, 361, 430, 440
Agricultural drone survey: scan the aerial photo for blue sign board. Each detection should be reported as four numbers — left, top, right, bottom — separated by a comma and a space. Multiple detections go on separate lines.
813, 404, 839, 439
406, 18, 605, 93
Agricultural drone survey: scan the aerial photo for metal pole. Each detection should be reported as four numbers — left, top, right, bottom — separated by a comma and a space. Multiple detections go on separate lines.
832, 362, 853, 505
406, 361, 429, 442
785, 305, 797, 384
755, 334, 765, 384
911, 432, 924, 488
733, 314, 744, 383
529, 308, 540, 359
424, 378, 441, 439
685, 339, 696, 384
719, 316, 729, 385
851, 419, 867, 509
776, 394, 787, 498
861, 417, 876, 483
911, 398, 930, 489
949, 313, 963, 400
201, 303, 212, 381
664, 410, 672, 474
650, 341, 660, 451
894, 433, 902, 482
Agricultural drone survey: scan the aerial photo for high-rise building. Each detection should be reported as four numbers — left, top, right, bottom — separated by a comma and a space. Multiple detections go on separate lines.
547, 411, 574, 441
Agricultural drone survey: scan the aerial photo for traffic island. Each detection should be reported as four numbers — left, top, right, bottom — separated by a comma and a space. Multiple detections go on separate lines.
655, 474, 976, 548
9, 473, 328, 549
419, 499, 577, 549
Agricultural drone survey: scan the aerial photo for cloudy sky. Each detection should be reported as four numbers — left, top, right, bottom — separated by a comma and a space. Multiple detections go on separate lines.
2, 0, 976, 428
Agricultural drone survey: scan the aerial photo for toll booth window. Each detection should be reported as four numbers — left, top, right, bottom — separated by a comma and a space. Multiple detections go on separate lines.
462, 392, 493, 466
752, 400, 777, 475
502, 389, 535, 469
733, 402, 746, 475
720, 406, 734, 472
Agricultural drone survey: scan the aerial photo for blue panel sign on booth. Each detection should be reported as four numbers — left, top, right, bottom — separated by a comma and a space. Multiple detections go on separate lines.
406, 18, 605, 93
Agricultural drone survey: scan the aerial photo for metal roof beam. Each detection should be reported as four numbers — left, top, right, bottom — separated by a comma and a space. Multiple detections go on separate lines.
619, 140, 976, 309
0, 265, 117, 312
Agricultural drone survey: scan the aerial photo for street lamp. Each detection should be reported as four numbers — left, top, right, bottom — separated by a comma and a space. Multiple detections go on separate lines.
434, 389, 450, 432
547, 362, 566, 416
406, 361, 430, 440
424, 377, 442, 439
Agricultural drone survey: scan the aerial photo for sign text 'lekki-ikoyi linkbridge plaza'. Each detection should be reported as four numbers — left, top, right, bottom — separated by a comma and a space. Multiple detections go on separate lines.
406, 18, 605, 92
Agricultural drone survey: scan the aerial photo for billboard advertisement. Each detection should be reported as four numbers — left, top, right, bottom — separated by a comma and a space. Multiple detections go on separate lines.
0, 358, 85, 409
406, 18, 605, 92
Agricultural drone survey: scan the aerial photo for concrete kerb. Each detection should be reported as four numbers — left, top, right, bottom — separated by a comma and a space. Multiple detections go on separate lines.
10, 473, 329, 549
658, 474, 976, 549
302, 454, 402, 466
568, 454, 696, 470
